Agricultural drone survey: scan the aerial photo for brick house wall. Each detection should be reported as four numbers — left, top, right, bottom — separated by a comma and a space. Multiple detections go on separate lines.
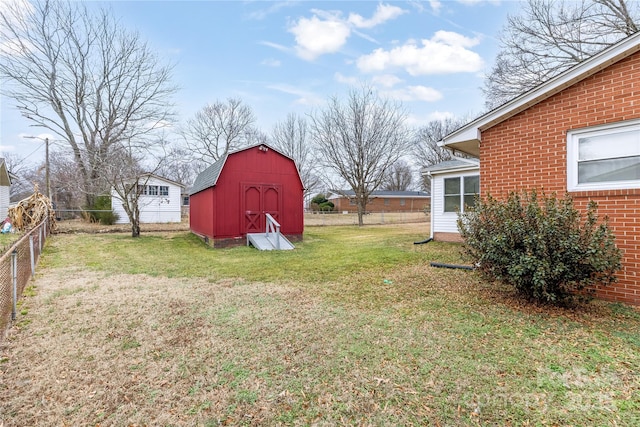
331, 196, 430, 213
480, 51, 640, 305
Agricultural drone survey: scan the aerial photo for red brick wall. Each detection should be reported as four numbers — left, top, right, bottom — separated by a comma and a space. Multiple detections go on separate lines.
481, 51, 640, 305
331, 197, 430, 213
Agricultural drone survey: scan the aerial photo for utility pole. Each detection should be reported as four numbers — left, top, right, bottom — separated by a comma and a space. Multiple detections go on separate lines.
45, 137, 51, 199
24, 135, 52, 199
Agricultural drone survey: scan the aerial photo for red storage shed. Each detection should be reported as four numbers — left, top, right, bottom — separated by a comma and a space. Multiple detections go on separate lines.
189, 144, 304, 247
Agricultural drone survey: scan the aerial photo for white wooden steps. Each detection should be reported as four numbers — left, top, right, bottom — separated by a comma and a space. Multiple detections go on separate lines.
246, 213, 295, 251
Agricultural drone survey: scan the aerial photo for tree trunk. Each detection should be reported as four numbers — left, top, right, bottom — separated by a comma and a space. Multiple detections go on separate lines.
131, 221, 141, 238
357, 200, 364, 226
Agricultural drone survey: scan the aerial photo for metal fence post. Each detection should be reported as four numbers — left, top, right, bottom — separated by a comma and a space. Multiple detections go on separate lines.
29, 235, 35, 276
39, 225, 43, 253
11, 250, 17, 321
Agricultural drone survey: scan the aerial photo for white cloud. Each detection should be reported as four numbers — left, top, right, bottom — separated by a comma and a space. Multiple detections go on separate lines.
457, 0, 502, 5
0, 145, 16, 153
405, 110, 455, 127
247, 1, 297, 21
348, 3, 406, 29
289, 14, 351, 60
267, 84, 324, 105
334, 72, 359, 85
356, 31, 484, 76
429, 1, 443, 14
261, 58, 281, 67
259, 41, 291, 54
426, 111, 456, 121
289, 3, 407, 61
381, 85, 442, 102
371, 74, 403, 88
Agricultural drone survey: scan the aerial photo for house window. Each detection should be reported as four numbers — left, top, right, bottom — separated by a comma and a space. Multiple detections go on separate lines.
159, 186, 169, 196
147, 185, 158, 196
463, 176, 480, 208
349, 198, 356, 205
137, 185, 147, 195
444, 175, 479, 213
400, 198, 405, 206
567, 120, 640, 191
384, 198, 390, 206
182, 196, 190, 206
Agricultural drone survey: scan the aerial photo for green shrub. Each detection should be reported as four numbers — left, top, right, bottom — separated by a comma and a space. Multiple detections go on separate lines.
319, 201, 335, 212
86, 195, 120, 225
310, 194, 335, 212
457, 190, 621, 303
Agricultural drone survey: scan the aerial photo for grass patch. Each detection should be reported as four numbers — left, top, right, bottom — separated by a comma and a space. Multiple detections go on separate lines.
42, 225, 447, 286
0, 231, 23, 254
1, 224, 638, 426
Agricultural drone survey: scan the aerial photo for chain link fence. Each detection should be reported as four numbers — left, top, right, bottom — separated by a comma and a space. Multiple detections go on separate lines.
304, 210, 429, 226
0, 218, 51, 342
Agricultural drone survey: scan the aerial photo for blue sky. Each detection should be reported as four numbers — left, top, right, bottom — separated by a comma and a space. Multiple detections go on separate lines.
0, 0, 522, 165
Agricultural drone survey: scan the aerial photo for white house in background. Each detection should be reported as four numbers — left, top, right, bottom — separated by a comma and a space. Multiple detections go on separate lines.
423, 157, 479, 242
0, 159, 13, 219
112, 174, 184, 224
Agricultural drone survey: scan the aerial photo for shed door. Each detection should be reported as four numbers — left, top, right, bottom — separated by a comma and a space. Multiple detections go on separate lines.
242, 184, 281, 234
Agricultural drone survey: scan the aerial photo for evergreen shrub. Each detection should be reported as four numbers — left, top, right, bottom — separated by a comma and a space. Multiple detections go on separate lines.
87, 195, 120, 225
457, 190, 622, 303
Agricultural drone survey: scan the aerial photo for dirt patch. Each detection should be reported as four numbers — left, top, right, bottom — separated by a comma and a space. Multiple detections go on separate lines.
56, 212, 428, 234
304, 211, 428, 226
56, 219, 190, 234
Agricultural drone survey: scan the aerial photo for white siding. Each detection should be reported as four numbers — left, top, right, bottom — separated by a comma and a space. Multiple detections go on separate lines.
112, 176, 183, 224
431, 169, 479, 237
0, 185, 9, 219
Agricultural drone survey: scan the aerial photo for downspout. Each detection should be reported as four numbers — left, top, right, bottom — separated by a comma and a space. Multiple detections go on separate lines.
428, 170, 434, 240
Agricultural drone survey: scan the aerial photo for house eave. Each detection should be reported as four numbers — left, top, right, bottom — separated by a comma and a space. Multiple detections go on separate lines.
422, 164, 479, 176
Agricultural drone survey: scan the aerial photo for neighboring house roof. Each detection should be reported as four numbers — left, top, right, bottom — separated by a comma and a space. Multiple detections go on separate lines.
329, 190, 430, 199
140, 173, 185, 188
0, 158, 11, 187
442, 31, 640, 157
423, 158, 479, 175
189, 143, 298, 196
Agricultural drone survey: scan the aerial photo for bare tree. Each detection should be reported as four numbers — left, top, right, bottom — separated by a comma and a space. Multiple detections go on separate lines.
484, 0, 639, 109
100, 139, 171, 238
244, 127, 270, 147
413, 118, 466, 168
155, 145, 204, 188
2, 153, 32, 201
181, 98, 256, 164
0, 0, 177, 207
101, 146, 146, 237
413, 117, 469, 191
46, 149, 84, 210
382, 159, 413, 191
309, 86, 412, 226
270, 113, 320, 198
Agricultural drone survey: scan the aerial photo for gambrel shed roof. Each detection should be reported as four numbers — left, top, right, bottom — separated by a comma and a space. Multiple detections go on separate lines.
190, 144, 299, 196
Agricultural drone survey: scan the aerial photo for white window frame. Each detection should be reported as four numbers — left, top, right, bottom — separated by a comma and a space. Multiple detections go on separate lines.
444, 175, 479, 213
567, 119, 640, 191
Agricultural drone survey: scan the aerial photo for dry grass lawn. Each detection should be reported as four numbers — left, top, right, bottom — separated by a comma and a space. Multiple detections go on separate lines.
1, 223, 639, 426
